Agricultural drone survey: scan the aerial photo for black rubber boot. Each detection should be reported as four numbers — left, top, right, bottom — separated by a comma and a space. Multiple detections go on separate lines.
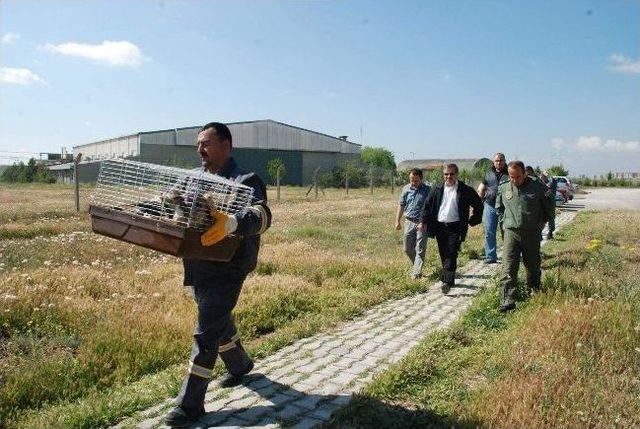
164, 406, 205, 428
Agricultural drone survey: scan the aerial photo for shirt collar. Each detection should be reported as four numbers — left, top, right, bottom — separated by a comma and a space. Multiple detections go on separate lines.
219, 157, 237, 178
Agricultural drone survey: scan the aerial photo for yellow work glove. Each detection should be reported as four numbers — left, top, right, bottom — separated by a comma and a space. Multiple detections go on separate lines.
201, 211, 237, 246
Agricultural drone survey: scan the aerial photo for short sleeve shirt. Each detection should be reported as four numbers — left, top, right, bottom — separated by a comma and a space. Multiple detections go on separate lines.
399, 182, 431, 220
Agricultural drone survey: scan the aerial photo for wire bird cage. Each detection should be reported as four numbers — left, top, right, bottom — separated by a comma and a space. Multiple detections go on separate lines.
89, 159, 255, 261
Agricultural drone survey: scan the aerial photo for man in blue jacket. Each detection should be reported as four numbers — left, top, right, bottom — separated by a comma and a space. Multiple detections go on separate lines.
165, 122, 272, 427
420, 164, 483, 293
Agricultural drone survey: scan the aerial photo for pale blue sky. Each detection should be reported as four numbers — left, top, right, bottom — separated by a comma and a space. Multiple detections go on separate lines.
1, 0, 638, 175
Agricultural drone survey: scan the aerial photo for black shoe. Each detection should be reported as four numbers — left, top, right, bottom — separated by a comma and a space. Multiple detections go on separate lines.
164, 406, 205, 428
218, 360, 254, 388
441, 282, 452, 294
484, 259, 498, 265
499, 303, 516, 313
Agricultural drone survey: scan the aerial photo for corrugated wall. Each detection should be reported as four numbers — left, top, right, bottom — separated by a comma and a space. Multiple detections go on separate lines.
139, 130, 176, 146
232, 148, 303, 185
172, 121, 360, 154
73, 134, 139, 161
139, 144, 200, 168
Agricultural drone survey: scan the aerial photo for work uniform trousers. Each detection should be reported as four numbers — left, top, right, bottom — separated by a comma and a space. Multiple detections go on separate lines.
403, 219, 427, 277
176, 274, 253, 409
435, 221, 461, 285
500, 228, 542, 306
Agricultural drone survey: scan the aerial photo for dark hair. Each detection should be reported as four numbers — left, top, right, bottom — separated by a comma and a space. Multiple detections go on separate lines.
199, 122, 233, 146
443, 163, 459, 174
494, 152, 506, 161
409, 168, 423, 178
525, 165, 535, 175
508, 160, 525, 171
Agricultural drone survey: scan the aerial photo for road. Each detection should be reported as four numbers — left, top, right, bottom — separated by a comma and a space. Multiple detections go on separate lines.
562, 187, 640, 211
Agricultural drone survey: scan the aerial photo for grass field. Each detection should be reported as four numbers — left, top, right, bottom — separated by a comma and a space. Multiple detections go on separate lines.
0, 183, 485, 428
334, 210, 640, 429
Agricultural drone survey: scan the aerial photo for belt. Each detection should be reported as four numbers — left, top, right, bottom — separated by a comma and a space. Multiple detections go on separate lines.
439, 221, 460, 227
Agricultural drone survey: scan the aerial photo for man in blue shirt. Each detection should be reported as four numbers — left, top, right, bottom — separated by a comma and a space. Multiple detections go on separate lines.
395, 168, 431, 279
477, 152, 508, 264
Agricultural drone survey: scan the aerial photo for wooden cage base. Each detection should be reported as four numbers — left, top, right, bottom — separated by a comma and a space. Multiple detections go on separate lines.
89, 205, 240, 262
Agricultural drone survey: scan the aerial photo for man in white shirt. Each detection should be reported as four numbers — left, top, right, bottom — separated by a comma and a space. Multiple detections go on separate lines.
420, 164, 483, 293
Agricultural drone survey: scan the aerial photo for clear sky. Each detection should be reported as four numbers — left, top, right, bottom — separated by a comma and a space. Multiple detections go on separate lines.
1, 0, 638, 176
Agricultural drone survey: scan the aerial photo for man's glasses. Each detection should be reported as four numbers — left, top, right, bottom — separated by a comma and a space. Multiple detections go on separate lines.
443, 173, 456, 176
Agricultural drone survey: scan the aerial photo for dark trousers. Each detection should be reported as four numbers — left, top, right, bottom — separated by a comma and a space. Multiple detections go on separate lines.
500, 228, 542, 306
435, 221, 461, 285
176, 274, 253, 409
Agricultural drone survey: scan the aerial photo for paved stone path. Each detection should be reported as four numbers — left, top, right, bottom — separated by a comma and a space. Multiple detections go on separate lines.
115, 210, 576, 429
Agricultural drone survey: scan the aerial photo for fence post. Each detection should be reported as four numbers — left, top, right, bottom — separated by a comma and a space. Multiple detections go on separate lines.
74, 153, 83, 212
276, 165, 281, 202
345, 170, 349, 195
314, 166, 321, 199
390, 170, 394, 194
369, 165, 374, 195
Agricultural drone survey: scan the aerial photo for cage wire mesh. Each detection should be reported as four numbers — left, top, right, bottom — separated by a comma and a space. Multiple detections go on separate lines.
91, 159, 254, 231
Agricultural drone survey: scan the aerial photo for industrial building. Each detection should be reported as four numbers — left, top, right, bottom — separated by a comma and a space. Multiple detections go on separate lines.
50, 120, 361, 185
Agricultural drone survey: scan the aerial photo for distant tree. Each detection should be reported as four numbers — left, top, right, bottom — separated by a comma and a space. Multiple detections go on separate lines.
0, 158, 55, 183
474, 158, 492, 172
360, 146, 396, 171
547, 164, 569, 176
266, 158, 286, 185
606, 170, 613, 181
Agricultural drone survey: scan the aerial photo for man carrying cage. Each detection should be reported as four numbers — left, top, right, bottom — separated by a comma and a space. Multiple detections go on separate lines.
165, 122, 272, 427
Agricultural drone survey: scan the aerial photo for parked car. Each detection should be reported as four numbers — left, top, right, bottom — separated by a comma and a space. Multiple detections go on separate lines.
556, 188, 568, 203
554, 176, 575, 200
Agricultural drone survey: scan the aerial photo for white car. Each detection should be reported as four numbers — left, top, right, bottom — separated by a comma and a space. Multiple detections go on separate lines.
553, 176, 575, 200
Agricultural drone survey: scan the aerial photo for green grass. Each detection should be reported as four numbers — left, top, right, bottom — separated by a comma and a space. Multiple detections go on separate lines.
1, 184, 485, 429
333, 210, 640, 429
